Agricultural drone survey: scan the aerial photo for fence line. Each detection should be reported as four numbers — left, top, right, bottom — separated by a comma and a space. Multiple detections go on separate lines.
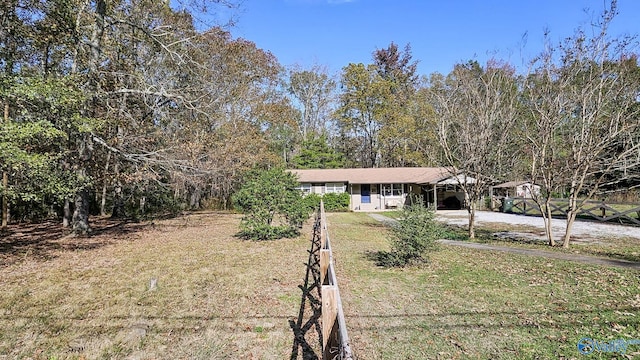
291, 201, 353, 360
318, 201, 353, 360
510, 197, 640, 226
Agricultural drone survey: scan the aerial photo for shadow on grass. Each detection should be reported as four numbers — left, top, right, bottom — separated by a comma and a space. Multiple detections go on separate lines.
364, 250, 396, 268
360, 221, 388, 229
595, 250, 640, 263
1, 305, 637, 332
442, 222, 640, 263
289, 214, 322, 360
0, 218, 150, 267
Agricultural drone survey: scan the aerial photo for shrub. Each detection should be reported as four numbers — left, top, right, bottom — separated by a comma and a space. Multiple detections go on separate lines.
232, 167, 312, 240
299, 192, 349, 213
322, 192, 350, 212
377, 202, 440, 267
303, 192, 322, 212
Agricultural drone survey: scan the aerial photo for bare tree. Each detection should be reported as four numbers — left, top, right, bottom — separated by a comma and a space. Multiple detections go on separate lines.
523, 0, 640, 247
429, 60, 520, 238
287, 65, 337, 140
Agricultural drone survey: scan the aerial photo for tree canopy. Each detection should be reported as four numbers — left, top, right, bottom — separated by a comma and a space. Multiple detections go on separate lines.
1, 0, 638, 251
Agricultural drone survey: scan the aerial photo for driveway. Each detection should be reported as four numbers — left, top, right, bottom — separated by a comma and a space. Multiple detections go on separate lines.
435, 210, 640, 241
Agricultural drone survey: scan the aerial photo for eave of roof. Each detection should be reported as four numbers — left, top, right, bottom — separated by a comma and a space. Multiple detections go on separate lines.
493, 181, 537, 188
289, 167, 452, 185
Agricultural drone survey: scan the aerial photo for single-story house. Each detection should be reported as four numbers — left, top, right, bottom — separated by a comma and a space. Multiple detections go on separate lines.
289, 167, 475, 211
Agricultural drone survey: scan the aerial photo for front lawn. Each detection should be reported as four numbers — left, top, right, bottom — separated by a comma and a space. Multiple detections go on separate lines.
328, 212, 640, 359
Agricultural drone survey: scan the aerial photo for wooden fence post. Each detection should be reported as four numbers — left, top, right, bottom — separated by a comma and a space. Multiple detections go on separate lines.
320, 249, 330, 286
322, 285, 338, 358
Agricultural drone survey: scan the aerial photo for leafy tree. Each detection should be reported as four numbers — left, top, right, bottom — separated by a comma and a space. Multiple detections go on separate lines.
336, 63, 391, 167
291, 134, 344, 169
0, 0, 285, 232
335, 43, 432, 168
1, 76, 95, 228
287, 65, 337, 139
232, 167, 311, 240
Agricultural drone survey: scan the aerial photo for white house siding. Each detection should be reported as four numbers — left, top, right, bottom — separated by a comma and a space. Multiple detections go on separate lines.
347, 183, 424, 211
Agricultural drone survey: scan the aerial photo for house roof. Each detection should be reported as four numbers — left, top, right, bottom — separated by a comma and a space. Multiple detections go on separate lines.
493, 181, 538, 188
289, 167, 453, 185
436, 174, 477, 185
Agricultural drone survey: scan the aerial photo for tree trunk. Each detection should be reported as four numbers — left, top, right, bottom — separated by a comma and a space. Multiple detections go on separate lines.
100, 152, 111, 216
1, 172, 7, 231
63, 198, 72, 227
542, 199, 555, 246
72, 133, 93, 234
2, 101, 9, 231
111, 160, 125, 218
561, 185, 580, 248
190, 188, 201, 209
140, 195, 146, 216
563, 195, 579, 248
563, 211, 577, 248
468, 201, 476, 239
70, 0, 104, 234
72, 186, 91, 235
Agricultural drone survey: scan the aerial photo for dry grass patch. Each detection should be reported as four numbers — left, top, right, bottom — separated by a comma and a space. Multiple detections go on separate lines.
0, 212, 313, 359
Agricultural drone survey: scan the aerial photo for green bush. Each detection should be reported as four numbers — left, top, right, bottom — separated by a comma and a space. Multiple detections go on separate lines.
303, 193, 322, 212
233, 167, 312, 240
236, 223, 299, 241
322, 192, 350, 212
299, 192, 349, 212
376, 202, 440, 267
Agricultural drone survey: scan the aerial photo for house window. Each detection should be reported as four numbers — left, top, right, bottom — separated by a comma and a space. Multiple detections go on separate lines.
382, 184, 403, 196
325, 183, 345, 194
296, 183, 312, 195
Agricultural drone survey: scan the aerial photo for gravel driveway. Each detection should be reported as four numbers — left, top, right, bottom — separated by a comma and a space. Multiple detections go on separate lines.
435, 210, 640, 241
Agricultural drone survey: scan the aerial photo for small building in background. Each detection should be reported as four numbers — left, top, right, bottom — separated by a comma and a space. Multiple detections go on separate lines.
492, 181, 541, 198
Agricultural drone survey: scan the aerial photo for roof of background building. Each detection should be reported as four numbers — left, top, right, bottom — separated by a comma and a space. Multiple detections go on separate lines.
289, 167, 453, 185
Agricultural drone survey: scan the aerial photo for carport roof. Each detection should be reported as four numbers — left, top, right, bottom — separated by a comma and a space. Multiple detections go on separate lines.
289, 167, 453, 185
493, 181, 538, 188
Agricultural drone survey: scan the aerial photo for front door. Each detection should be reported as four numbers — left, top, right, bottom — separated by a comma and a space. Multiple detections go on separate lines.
361, 184, 371, 203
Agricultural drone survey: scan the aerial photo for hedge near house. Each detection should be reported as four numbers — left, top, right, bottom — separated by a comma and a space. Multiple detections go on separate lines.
301, 192, 350, 212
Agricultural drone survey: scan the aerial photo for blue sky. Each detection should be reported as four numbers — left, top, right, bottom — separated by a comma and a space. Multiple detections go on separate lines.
226, 0, 640, 76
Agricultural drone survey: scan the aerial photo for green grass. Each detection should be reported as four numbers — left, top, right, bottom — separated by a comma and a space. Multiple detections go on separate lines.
327, 212, 640, 359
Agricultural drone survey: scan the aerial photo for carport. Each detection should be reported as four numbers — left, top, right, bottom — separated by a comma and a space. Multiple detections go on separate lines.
419, 174, 477, 211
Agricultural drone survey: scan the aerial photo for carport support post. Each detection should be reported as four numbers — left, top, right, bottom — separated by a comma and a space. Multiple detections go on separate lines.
433, 184, 437, 213
489, 186, 494, 210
